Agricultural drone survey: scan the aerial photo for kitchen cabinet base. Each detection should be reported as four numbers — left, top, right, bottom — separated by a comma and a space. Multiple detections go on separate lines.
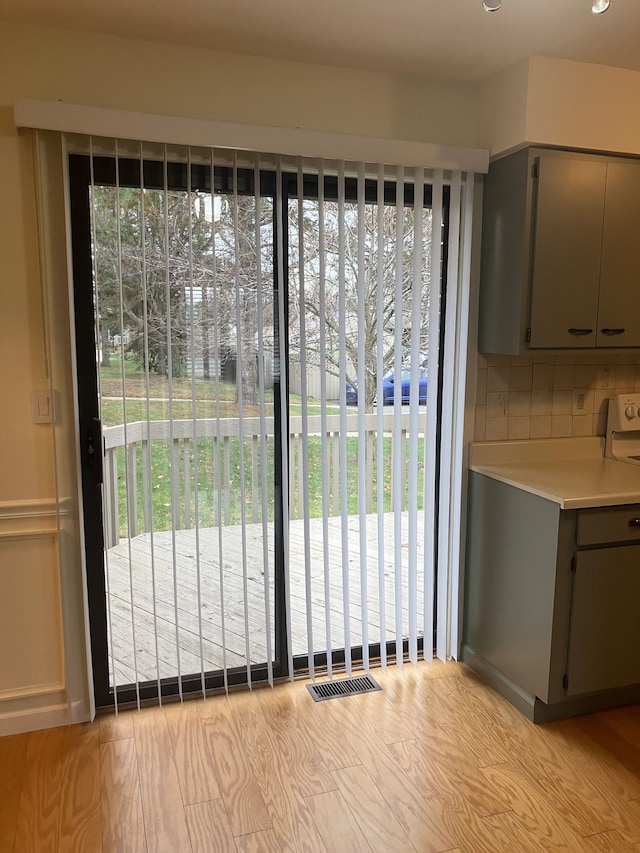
462, 645, 640, 723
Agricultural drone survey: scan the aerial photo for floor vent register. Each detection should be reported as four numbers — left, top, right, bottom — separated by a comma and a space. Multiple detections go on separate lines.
306, 674, 381, 702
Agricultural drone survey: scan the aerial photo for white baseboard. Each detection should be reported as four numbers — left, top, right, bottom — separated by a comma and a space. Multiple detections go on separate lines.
0, 685, 93, 735
0, 702, 70, 737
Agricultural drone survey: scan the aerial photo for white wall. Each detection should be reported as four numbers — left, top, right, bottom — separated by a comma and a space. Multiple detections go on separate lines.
0, 22, 481, 148
480, 54, 640, 157
525, 55, 640, 156
478, 58, 530, 156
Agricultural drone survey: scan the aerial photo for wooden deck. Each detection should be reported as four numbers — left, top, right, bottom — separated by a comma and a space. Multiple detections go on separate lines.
106, 512, 425, 686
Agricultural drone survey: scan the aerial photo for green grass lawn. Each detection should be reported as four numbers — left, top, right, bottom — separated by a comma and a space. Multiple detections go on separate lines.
114, 433, 424, 535
100, 356, 337, 426
100, 355, 421, 536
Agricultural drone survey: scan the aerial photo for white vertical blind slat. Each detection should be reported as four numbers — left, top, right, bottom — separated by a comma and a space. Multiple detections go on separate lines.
276, 158, 294, 681
317, 162, 333, 679
211, 149, 229, 693
392, 164, 404, 665
356, 162, 369, 670
337, 160, 352, 675
448, 173, 475, 659
115, 140, 142, 709
297, 160, 315, 679
375, 164, 387, 669
186, 147, 207, 698
407, 167, 424, 665
231, 151, 253, 687
89, 138, 119, 711
437, 172, 462, 663
138, 141, 163, 702
422, 170, 444, 663
162, 143, 184, 700
254, 156, 274, 687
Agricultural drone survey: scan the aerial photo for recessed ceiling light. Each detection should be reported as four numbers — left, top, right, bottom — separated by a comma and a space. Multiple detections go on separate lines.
482, 0, 502, 10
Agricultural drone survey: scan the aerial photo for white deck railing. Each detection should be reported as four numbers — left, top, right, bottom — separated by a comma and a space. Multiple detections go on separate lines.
102, 411, 422, 547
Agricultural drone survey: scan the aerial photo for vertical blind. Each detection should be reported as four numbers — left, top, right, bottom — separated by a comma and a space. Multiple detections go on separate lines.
73, 135, 473, 707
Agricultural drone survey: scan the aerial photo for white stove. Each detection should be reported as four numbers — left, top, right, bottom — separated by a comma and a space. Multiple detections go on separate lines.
605, 393, 640, 466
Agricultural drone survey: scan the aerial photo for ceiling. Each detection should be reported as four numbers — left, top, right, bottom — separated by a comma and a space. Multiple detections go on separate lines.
2, 0, 640, 82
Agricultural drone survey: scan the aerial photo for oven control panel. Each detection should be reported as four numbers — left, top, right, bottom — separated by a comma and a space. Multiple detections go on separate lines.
608, 394, 640, 432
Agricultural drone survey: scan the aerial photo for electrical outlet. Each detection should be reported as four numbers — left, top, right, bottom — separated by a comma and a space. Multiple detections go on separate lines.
574, 390, 585, 413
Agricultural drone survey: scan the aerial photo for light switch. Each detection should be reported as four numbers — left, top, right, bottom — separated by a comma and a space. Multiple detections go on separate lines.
31, 390, 52, 424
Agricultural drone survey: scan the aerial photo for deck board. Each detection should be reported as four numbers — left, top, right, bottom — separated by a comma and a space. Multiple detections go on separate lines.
106, 512, 425, 685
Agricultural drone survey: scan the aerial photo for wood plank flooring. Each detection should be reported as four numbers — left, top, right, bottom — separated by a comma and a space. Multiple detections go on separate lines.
4, 661, 640, 852
106, 513, 425, 686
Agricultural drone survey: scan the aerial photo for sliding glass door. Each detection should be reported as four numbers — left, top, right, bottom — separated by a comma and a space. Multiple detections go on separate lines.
70, 149, 284, 707
284, 167, 445, 677
69, 144, 446, 708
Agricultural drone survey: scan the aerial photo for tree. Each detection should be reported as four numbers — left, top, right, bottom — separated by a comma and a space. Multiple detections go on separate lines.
91, 173, 431, 410
93, 185, 194, 378
211, 194, 274, 405
92, 182, 274, 406
287, 198, 433, 409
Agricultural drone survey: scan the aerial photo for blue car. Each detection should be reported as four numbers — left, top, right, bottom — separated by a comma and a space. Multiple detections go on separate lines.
345, 381, 359, 406
346, 368, 428, 405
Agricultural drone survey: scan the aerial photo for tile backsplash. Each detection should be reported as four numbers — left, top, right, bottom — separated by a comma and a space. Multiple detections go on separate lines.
474, 352, 640, 442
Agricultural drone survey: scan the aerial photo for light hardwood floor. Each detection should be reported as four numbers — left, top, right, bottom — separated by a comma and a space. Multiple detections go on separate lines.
3, 661, 640, 852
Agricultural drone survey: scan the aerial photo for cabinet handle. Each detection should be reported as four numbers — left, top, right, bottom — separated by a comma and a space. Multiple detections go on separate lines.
568, 328, 593, 336
629, 518, 640, 528
600, 328, 625, 336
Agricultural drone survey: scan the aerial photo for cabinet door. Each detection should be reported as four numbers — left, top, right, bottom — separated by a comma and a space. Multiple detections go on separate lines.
597, 161, 640, 347
566, 545, 640, 696
529, 155, 606, 349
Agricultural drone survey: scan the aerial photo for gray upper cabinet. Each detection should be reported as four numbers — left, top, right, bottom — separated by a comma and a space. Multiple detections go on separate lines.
479, 147, 640, 353
528, 154, 606, 348
598, 161, 640, 347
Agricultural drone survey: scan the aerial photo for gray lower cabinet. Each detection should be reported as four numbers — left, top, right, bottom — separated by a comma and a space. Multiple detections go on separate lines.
462, 472, 640, 721
479, 147, 640, 353
567, 546, 640, 696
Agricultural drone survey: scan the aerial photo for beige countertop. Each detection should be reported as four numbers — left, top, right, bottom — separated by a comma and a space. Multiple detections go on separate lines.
469, 437, 640, 509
